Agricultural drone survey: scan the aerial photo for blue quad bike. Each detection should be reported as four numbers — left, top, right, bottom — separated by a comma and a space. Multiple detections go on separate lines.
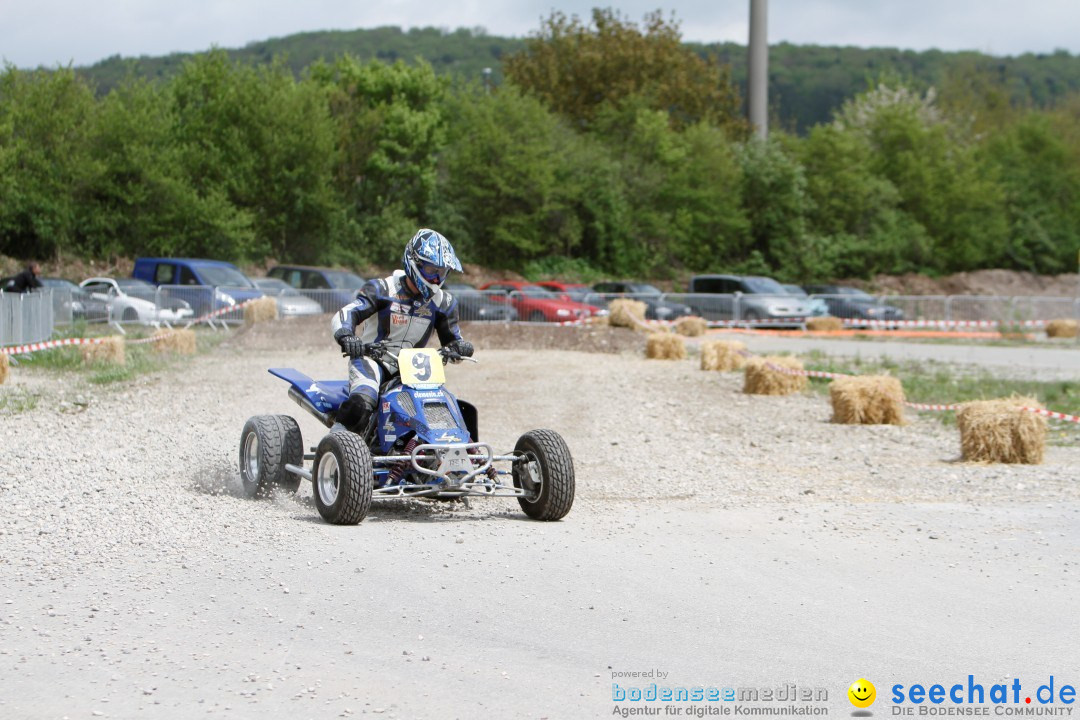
238, 346, 575, 524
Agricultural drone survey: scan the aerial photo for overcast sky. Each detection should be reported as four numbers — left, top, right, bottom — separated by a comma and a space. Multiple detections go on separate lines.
2, 0, 1077, 69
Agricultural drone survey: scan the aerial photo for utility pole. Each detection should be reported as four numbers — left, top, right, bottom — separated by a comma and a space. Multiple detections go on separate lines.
748, 0, 768, 139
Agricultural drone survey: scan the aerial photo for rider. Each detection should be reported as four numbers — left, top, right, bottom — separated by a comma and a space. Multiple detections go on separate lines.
331, 229, 474, 435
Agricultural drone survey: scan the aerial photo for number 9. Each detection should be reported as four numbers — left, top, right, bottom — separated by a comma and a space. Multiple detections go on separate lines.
412, 352, 432, 381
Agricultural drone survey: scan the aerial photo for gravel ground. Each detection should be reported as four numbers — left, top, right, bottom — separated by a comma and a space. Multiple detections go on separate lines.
1, 319, 1078, 718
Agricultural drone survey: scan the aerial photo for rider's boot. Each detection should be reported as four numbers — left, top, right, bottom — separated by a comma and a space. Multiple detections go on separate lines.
337, 393, 377, 437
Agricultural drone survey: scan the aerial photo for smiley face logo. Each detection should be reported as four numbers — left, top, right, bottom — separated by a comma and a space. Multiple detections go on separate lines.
848, 678, 876, 708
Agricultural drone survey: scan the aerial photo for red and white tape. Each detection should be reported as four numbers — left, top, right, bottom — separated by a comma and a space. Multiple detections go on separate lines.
0, 337, 110, 356
187, 298, 258, 326
1021, 407, 1080, 423
844, 318, 1048, 329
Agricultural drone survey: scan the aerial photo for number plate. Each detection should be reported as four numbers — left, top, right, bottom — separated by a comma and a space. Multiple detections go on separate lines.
399, 348, 446, 388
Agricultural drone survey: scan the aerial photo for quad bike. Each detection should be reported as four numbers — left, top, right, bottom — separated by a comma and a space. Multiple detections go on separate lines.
238, 346, 574, 524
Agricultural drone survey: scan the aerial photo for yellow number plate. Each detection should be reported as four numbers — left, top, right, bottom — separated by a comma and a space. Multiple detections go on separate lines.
398, 348, 445, 388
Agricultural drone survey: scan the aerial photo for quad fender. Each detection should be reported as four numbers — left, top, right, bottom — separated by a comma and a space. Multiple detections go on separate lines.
458, 400, 479, 441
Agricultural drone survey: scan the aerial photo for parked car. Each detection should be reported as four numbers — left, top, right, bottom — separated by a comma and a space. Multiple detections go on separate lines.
478, 281, 602, 322
780, 284, 829, 317
590, 281, 693, 321
536, 281, 594, 304
251, 278, 325, 317
802, 285, 906, 323
686, 274, 813, 323
444, 283, 518, 322
265, 265, 366, 312
132, 257, 264, 317
38, 277, 110, 323
79, 277, 194, 324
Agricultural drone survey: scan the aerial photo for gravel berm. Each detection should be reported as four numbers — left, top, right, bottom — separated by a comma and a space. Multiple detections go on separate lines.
1, 319, 1077, 718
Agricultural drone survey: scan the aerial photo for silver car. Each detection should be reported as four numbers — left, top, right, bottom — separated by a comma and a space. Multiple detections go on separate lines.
252, 277, 325, 317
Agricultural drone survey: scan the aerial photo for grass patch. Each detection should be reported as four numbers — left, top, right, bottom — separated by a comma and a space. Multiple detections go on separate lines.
0, 387, 40, 415
10, 324, 221, 385
801, 352, 1080, 441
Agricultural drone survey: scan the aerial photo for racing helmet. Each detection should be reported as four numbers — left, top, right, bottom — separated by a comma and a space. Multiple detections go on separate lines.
402, 229, 461, 301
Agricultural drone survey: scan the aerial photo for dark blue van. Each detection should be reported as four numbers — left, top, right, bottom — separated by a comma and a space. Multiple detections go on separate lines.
132, 258, 264, 317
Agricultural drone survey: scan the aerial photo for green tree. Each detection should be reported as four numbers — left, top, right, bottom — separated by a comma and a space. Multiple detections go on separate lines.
436, 84, 585, 267
0, 65, 97, 259
985, 112, 1080, 272
169, 51, 343, 261
834, 84, 1009, 272
311, 56, 448, 264
505, 8, 743, 133
797, 123, 929, 276
594, 102, 747, 274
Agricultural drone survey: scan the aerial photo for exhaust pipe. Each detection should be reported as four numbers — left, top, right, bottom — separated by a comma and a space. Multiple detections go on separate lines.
288, 386, 334, 428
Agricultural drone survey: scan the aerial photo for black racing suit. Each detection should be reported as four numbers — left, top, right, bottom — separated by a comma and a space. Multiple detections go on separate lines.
330, 270, 465, 432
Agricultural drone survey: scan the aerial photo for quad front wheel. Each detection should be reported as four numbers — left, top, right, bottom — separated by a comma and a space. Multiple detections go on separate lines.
313, 431, 374, 525
513, 429, 575, 521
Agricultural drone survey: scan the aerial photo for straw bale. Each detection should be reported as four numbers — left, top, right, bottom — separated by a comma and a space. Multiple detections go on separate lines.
81, 337, 126, 366
244, 297, 279, 326
829, 375, 905, 425
0, 352, 8, 385
743, 355, 807, 395
700, 340, 747, 372
152, 328, 197, 355
674, 315, 708, 337
608, 299, 648, 330
806, 316, 843, 332
1045, 319, 1078, 338
957, 397, 1046, 464
645, 332, 686, 360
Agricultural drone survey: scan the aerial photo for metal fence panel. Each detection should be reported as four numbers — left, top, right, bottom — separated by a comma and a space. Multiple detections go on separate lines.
0, 290, 54, 346
1010, 296, 1079, 323
882, 295, 947, 321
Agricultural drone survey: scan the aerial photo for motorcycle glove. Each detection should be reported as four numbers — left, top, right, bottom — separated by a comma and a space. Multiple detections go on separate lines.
448, 339, 474, 358
334, 329, 366, 359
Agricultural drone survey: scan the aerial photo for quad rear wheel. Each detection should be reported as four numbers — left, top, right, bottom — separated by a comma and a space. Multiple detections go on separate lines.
513, 429, 575, 521
313, 431, 374, 524
239, 415, 301, 497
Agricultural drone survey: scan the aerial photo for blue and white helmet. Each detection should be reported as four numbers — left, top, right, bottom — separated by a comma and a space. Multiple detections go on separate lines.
402, 228, 462, 301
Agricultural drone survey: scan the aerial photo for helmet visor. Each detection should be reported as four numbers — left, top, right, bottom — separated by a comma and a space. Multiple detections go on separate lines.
418, 261, 450, 285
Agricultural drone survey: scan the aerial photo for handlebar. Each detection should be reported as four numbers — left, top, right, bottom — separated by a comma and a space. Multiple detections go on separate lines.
372, 344, 477, 365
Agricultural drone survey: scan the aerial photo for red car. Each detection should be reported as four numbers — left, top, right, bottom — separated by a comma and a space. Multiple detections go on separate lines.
479, 281, 604, 322
536, 281, 595, 305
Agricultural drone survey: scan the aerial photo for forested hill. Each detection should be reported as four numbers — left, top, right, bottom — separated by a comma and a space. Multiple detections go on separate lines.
74, 25, 1080, 132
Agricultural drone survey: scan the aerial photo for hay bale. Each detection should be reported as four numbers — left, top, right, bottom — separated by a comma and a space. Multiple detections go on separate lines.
608, 299, 647, 330
957, 397, 1046, 464
81, 337, 126, 366
674, 315, 708, 337
152, 328, 197, 355
244, 297, 279, 326
645, 332, 686, 360
743, 355, 807, 395
806, 316, 843, 332
1046, 319, 1078, 338
700, 340, 747, 372
829, 375, 905, 425
0, 352, 9, 385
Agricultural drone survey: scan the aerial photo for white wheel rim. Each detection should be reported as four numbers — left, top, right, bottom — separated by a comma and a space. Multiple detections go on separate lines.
519, 454, 543, 502
244, 433, 260, 482
317, 453, 341, 506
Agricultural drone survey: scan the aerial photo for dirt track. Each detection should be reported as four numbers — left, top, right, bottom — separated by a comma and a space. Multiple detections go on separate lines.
1, 319, 1078, 718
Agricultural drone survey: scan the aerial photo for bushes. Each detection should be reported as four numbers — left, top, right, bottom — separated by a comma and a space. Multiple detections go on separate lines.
2, 53, 1079, 282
